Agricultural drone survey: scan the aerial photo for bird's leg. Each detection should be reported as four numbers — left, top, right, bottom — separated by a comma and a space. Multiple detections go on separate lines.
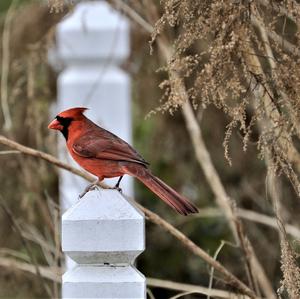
79, 178, 100, 199
114, 176, 123, 192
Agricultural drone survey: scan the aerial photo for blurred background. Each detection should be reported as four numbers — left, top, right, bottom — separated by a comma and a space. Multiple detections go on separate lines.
0, 0, 300, 298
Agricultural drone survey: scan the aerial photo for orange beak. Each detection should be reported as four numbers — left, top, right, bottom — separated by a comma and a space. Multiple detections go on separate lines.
48, 119, 63, 130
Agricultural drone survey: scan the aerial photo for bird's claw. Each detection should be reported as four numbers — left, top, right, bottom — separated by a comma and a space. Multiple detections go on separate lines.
79, 179, 99, 199
114, 186, 122, 193
106, 185, 122, 193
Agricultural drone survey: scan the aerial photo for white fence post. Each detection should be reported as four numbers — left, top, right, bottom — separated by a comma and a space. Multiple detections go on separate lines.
62, 189, 145, 298
49, 1, 146, 298
53, 0, 133, 213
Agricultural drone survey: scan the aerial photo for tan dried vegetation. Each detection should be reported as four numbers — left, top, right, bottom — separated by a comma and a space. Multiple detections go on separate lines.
126, 0, 300, 298
0, 0, 300, 298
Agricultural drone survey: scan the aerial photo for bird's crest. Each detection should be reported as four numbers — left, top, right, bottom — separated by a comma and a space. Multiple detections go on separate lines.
57, 107, 88, 118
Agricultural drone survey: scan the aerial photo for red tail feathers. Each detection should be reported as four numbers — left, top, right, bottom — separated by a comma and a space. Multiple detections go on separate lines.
135, 170, 198, 215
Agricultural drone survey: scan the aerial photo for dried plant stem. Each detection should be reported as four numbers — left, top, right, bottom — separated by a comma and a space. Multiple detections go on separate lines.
207, 241, 228, 299
0, 257, 60, 282
181, 102, 239, 239
134, 201, 256, 298
0, 135, 100, 186
182, 97, 274, 299
0, 200, 52, 297
266, 29, 300, 56
113, 5, 273, 296
237, 208, 300, 239
0, 135, 256, 298
242, 37, 300, 177
251, 7, 300, 139
0, 254, 250, 299
111, 0, 153, 33
251, 7, 291, 226
147, 277, 250, 299
252, 16, 300, 294
142, 8, 273, 293
177, 207, 300, 239
0, 0, 16, 131
257, 0, 299, 27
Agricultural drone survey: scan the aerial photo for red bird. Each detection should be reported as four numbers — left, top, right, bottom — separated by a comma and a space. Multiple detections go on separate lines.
48, 107, 198, 215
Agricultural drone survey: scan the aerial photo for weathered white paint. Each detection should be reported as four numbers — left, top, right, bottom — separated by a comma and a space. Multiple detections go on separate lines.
62, 190, 145, 264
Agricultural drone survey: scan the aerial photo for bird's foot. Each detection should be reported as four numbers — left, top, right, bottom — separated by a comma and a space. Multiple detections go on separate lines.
106, 185, 122, 193
79, 178, 99, 199
114, 186, 122, 193
113, 176, 123, 193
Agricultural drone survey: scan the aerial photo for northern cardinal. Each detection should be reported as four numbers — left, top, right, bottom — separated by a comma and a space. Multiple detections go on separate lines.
48, 107, 198, 215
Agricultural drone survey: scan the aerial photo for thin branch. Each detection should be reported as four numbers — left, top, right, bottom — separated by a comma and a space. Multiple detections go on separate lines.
177, 207, 300, 239
0, 199, 52, 297
0, 257, 60, 283
115, 7, 268, 295
0, 0, 16, 130
208, 241, 229, 299
257, 0, 300, 26
182, 99, 273, 298
251, 6, 300, 140
133, 2, 273, 295
111, 0, 153, 33
0, 255, 250, 299
0, 135, 256, 298
132, 199, 256, 298
245, 8, 300, 177
251, 15, 300, 57
146, 288, 156, 299
0, 135, 109, 188
239, 209, 296, 238
0, 150, 20, 154
169, 291, 197, 299
0, 248, 30, 262
147, 277, 250, 299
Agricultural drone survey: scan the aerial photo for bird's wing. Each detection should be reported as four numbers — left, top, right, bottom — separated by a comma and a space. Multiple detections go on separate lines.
72, 132, 149, 166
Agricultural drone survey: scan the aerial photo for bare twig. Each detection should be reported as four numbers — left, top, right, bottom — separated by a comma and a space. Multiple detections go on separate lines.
0, 135, 109, 188
146, 288, 156, 299
0, 257, 60, 283
181, 102, 239, 239
132, 200, 256, 298
182, 90, 274, 299
238, 208, 300, 239
0, 150, 20, 154
114, 4, 269, 296
257, 0, 300, 26
21, 224, 57, 255
208, 241, 230, 299
0, 135, 256, 297
147, 277, 250, 299
250, 15, 300, 56
251, 9, 300, 138
169, 291, 196, 299
111, 0, 153, 33
0, 0, 16, 130
177, 207, 300, 239
133, 2, 273, 296
0, 199, 52, 297
0, 254, 250, 299
243, 8, 300, 176
0, 248, 30, 262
